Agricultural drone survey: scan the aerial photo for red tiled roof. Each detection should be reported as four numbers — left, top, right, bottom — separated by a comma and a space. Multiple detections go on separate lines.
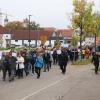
0, 25, 10, 34
12, 30, 53, 40
11, 29, 73, 40
0, 25, 73, 40
43, 27, 56, 31
58, 29, 74, 39
0, 25, 6, 34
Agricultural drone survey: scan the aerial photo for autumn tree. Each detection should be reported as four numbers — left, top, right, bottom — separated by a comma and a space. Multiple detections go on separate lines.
25, 21, 40, 30
83, 2, 100, 52
5, 21, 24, 30
71, 34, 79, 61
87, 12, 100, 52
71, 34, 79, 47
5, 20, 40, 30
40, 35, 47, 45
72, 0, 94, 59
94, 12, 100, 36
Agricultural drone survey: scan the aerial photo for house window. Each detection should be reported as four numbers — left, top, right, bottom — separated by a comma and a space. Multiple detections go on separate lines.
28, 40, 31, 42
15, 40, 18, 42
60, 41, 63, 43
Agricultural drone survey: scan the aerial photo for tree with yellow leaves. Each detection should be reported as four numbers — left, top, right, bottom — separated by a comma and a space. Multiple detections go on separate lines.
72, 0, 94, 59
5, 21, 24, 30
87, 12, 100, 52
40, 35, 47, 45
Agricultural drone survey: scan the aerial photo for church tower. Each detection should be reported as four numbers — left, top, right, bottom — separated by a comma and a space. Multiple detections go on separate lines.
4, 15, 9, 26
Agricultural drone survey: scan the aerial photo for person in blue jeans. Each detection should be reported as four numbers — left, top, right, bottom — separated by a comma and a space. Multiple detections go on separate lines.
34, 53, 44, 79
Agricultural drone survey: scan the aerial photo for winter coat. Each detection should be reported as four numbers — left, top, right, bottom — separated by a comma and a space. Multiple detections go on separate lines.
58, 51, 68, 66
34, 56, 44, 68
9, 56, 17, 69
2, 56, 11, 69
43, 53, 50, 63
52, 51, 57, 58
92, 54, 99, 67
16, 56, 25, 69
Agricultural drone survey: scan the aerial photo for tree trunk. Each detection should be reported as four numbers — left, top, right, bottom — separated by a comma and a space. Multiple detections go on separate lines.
80, 31, 82, 60
80, 13, 83, 60
74, 48, 76, 62
94, 34, 96, 53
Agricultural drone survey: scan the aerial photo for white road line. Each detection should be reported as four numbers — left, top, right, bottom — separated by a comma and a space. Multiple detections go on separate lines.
20, 76, 66, 100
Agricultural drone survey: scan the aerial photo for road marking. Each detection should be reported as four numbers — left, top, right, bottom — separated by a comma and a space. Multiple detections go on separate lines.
20, 76, 66, 100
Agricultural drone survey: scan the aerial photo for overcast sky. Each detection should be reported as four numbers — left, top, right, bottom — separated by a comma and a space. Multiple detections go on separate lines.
0, 0, 100, 28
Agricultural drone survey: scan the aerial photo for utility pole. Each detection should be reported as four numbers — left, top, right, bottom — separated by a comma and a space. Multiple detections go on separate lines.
28, 15, 32, 50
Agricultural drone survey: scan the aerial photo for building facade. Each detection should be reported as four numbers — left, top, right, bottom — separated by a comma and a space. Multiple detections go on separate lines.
0, 26, 74, 48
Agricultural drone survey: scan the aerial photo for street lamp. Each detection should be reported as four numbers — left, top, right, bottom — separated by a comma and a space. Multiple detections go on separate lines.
28, 15, 32, 50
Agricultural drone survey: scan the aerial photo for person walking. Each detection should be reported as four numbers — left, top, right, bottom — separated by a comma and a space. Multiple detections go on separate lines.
85, 47, 91, 59
16, 53, 24, 78
21, 49, 29, 76
58, 48, 68, 74
48, 50, 53, 69
92, 52, 99, 74
9, 53, 17, 81
52, 50, 58, 65
82, 49, 85, 59
34, 53, 44, 79
30, 50, 37, 74
43, 50, 50, 72
1, 53, 11, 81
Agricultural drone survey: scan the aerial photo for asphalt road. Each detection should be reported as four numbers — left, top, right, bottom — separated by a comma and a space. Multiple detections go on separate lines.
0, 64, 100, 100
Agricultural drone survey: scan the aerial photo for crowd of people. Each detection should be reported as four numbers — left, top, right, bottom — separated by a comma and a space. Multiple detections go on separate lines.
0, 46, 99, 82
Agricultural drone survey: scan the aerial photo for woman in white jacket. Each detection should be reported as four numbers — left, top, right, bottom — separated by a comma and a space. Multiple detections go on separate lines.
16, 53, 24, 78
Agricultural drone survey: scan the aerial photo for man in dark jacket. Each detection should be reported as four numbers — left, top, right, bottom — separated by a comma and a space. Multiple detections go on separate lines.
58, 48, 68, 74
52, 50, 58, 65
92, 52, 99, 74
9, 54, 17, 81
30, 50, 37, 74
43, 50, 50, 72
2, 54, 11, 81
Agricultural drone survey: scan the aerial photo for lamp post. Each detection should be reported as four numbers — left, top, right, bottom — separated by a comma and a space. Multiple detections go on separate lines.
28, 15, 32, 50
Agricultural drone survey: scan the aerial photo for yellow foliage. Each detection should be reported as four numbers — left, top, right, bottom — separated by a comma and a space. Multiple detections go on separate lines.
40, 35, 47, 45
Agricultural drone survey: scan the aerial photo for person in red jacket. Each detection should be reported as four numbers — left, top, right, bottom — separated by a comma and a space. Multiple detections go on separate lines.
85, 47, 91, 59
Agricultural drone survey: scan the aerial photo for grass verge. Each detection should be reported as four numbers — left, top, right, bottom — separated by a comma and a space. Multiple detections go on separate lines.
72, 58, 91, 65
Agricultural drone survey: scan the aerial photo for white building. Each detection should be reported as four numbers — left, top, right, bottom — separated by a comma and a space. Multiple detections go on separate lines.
0, 26, 73, 48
